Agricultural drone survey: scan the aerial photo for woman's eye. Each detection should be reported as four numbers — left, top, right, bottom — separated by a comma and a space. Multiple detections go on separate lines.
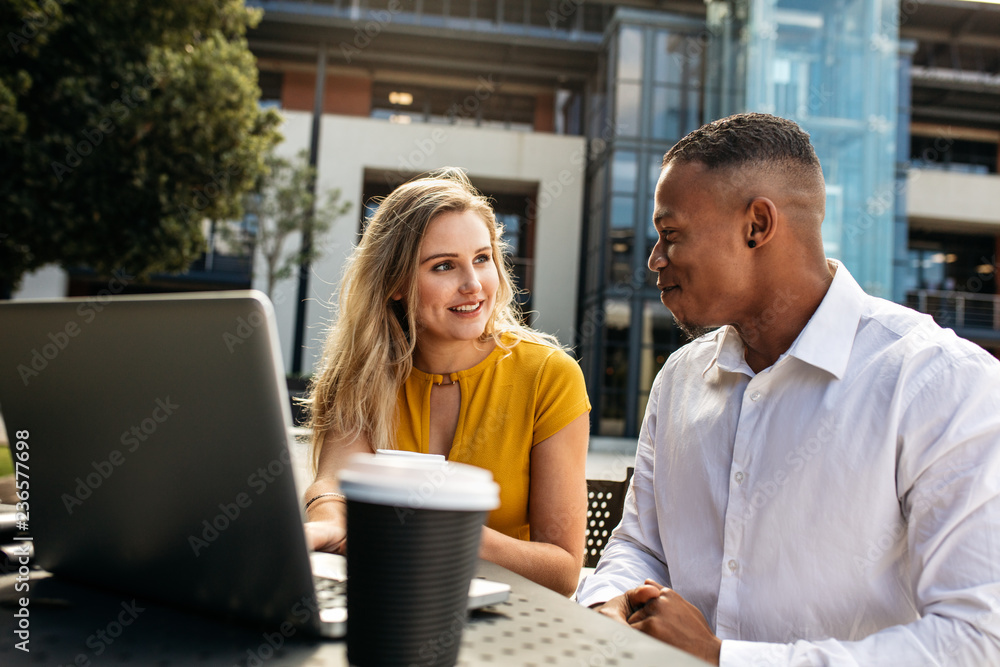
433, 262, 452, 271
474, 254, 491, 264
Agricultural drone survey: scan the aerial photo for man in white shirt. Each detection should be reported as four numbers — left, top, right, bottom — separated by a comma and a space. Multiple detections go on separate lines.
575, 112, 1000, 665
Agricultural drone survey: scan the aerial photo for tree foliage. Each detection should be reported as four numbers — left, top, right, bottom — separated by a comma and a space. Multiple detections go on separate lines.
235, 150, 350, 301
0, 0, 281, 296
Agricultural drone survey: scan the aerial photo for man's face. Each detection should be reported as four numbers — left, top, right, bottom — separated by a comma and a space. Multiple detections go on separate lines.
647, 160, 748, 337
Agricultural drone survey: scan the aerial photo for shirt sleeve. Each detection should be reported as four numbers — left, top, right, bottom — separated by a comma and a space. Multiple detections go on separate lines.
576, 368, 671, 606
721, 349, 1000, 666
531, 347, 591, 446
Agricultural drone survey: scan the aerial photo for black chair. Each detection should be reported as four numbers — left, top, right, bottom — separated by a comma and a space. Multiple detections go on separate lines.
287, 377, 310, 427
584, 467, 634, 568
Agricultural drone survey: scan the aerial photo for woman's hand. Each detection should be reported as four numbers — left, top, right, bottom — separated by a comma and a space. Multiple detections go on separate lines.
303, 491, 348, 553
304, 519, 347, 554
303, 430, 373, 553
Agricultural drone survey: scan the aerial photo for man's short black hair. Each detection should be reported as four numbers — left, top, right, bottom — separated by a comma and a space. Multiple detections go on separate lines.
662, 112, 821, 174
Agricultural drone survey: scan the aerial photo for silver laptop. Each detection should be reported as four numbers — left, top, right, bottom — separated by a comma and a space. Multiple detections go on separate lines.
0, 291, 508, 638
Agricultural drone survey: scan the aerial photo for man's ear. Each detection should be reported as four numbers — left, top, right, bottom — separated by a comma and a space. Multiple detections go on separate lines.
746, 196, 778, 248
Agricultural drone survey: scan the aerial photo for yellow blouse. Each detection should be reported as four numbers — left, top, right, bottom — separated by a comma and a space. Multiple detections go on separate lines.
395, 335, 591, 540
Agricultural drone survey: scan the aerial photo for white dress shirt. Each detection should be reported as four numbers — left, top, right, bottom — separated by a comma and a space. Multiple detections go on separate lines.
576, 261, 1000, 665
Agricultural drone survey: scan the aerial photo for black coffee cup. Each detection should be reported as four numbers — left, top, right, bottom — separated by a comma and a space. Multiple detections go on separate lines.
339, 453, 499, 667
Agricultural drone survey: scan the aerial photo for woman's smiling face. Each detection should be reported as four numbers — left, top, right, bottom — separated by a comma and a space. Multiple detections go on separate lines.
410, 209, 500, 349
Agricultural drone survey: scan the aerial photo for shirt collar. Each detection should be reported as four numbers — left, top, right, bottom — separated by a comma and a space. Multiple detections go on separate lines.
704, 326, 753, 378
702, 259, 865, 380
784, 259, 864, 380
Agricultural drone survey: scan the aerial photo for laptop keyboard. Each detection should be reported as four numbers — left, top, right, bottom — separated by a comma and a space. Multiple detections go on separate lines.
314, 576, 347, 611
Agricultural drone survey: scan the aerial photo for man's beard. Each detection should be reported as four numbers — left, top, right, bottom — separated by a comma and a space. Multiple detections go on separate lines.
673, 315, 718, 341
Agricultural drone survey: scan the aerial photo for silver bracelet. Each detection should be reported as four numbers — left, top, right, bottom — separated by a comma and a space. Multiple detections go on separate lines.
304, 491, 346, 511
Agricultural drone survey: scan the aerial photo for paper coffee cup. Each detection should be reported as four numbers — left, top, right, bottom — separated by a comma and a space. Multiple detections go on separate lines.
339, 453, 499, 667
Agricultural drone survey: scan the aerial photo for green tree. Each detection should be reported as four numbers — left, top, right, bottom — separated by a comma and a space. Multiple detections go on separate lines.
0, 0, 281, 297
235, 149, 350, 301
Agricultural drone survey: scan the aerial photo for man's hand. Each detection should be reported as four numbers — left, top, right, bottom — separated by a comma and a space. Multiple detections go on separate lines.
303, 520, 347, 554
592, 581, 662, 623
626, 580, 721, 666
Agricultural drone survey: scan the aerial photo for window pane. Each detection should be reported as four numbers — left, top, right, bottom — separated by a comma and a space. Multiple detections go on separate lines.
608, 228, 633, 285
612, 151, 637, 193
652, 86, 700, 141
608, 151, 637, 284
602, 346, 630, 393
615, 82, 641, 137
654, 32, 702, 87
601, 297, 630, 437
601, 298, 631, 439
639, 298, 684, 402
610, 195, 635, 229
642, 299, 679, 348
600, 390, 627, 437
604, 299, 631, 341
617, 27, 643, 81
651, 87, 679, 140
646, 152, 661, 231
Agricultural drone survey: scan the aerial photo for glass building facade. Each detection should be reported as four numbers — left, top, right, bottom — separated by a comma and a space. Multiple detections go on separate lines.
581, 1, 902, 436
580, 10, 705, 436
706, 0, 902, 298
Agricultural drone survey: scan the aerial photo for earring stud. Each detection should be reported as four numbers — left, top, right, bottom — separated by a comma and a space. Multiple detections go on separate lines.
748, 240, 756, 249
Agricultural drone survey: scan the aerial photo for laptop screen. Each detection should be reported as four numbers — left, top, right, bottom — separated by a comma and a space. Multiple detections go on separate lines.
0, 292, 322, 632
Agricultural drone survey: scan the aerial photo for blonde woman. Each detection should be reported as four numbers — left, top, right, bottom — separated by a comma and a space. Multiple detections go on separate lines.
302, 168, 591, 595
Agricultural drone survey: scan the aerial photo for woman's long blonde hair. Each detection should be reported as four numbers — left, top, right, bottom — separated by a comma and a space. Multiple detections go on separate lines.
307, 167, 560, 471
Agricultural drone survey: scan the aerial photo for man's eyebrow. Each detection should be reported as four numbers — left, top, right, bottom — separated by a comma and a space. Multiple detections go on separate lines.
420, 247, 491, 264
653, 208, 671, 225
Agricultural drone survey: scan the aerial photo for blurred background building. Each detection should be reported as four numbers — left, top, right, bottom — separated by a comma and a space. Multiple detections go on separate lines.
14, 0, 1000, 438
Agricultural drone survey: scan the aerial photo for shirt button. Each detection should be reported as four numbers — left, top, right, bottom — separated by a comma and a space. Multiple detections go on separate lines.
728, 559, 738, 573
750, 391, 761, 402
734, 471, 745, 484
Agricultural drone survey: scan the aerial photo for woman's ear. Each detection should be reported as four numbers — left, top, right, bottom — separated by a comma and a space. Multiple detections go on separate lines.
391, 292, 403, 302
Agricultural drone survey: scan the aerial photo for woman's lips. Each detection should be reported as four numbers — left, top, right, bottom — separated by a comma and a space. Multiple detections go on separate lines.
449, 301, 483, 314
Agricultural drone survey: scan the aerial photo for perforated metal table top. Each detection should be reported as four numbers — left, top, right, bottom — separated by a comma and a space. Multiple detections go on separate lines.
0, 559, 708, 666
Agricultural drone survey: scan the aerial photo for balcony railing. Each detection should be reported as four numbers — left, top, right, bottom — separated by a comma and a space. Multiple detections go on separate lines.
252, 0, 610, 41
905, 290, 1000, 334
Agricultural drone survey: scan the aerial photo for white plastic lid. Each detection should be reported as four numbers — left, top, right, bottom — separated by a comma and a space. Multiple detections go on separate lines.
339, 452, 500, 511
375, 448, 445, 461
